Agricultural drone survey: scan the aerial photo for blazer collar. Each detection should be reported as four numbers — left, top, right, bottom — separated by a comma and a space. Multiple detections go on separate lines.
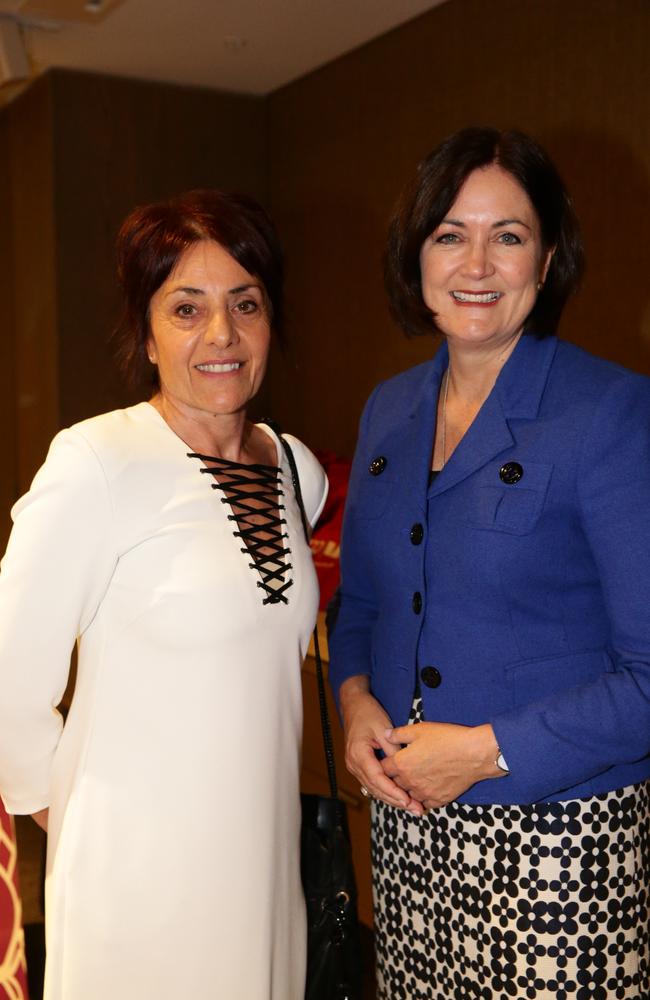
493, 332, 558, 419
405, 333, 558, 420
428, 333, 559, 498
384, 333, 559, 508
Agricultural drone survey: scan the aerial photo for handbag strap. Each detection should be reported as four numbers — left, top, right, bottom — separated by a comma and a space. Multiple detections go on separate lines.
263, 419, 339, 800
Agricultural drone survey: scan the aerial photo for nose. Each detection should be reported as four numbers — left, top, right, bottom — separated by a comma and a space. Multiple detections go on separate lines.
204, 307, 239, 348
461, 239, 495, 279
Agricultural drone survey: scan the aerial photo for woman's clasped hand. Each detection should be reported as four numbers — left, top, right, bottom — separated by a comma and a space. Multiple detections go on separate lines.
381, 720, 504, 811
342, 680, 504, 814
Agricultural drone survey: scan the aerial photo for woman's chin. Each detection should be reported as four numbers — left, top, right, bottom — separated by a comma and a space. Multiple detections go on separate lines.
163, 388, 255, 420
443, 324, 522, 350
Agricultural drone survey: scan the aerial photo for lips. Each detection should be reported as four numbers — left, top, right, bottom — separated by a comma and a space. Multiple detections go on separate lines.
195, 362, 242, 373
451, 291, 502, 303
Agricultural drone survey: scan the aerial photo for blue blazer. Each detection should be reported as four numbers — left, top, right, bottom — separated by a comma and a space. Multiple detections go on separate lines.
328, 334, 650, 804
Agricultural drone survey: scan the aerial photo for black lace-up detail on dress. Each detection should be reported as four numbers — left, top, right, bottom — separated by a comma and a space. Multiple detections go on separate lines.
188, 452, 293, 606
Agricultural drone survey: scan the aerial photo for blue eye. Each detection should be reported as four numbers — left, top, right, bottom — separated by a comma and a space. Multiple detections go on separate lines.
498, 232, 521, 245
435, 233, 461, 244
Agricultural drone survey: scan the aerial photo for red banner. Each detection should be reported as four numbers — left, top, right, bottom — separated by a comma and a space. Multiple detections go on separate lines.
310, 450, 351, 610
0, 804, 29, 999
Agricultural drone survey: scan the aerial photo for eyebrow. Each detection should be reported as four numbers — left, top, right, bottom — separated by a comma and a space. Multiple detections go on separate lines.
168, 286, 205, 296
166, 282, 262, 297
494, 217, 532, 231
440, 217, 532, 231
229, 283, 261, 294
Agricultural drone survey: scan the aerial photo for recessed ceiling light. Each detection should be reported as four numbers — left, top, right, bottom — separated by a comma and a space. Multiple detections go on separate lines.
18, 0, 126, 24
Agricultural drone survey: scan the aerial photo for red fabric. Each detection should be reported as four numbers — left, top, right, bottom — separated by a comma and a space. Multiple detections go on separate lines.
0, 803, 29, 999
310, 450, 351, 610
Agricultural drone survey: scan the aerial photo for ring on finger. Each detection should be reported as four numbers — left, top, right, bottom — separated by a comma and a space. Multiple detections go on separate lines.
360, 785, 371, 798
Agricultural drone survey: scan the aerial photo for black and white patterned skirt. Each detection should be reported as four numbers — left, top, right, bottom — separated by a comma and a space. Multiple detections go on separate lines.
372, 698, 650, 999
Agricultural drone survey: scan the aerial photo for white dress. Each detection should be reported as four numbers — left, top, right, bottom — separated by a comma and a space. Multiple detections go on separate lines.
0, 402, 328, 1000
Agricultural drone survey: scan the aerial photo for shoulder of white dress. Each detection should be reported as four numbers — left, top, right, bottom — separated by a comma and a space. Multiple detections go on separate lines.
62, 403, 164, 475
67, 403, 150, 443
281, 434, 328, 528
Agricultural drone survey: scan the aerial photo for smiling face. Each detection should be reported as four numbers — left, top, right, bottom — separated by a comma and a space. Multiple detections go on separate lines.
147, 240, 271, 420
419, 163, 554, 352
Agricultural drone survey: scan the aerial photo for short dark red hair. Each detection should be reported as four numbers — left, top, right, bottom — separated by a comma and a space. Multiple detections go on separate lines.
114, 189, 284, 385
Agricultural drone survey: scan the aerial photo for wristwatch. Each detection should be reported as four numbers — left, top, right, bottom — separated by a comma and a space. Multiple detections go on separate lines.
495, 747, 510, 774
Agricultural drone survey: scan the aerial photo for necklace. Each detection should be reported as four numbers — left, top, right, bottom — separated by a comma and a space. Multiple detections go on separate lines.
440, 367, 450, 468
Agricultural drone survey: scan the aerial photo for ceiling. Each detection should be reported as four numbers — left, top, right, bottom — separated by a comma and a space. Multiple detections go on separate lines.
0, 0, 447, 97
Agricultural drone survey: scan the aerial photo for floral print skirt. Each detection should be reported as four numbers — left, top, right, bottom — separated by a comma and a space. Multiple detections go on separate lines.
372, 699, 650, 1000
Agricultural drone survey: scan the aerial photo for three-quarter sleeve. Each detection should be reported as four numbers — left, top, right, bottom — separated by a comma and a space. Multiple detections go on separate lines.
0, 429, 118, 814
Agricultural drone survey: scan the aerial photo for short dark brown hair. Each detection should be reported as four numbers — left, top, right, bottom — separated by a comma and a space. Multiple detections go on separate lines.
114, 189, 284, 385
385, 127, 584, 337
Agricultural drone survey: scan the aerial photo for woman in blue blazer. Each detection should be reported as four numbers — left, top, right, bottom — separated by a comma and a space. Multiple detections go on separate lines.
328, 127, 650, 999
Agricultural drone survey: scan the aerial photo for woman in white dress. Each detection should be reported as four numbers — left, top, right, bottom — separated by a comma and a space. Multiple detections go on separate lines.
0, 189, 327, 1000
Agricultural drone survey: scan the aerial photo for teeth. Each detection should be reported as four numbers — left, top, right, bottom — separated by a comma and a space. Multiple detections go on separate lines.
196, 362, 241, 373
452, 291, 501, 303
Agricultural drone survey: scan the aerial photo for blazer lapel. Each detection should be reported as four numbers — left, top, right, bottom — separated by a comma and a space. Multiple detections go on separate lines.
429, 334, 558, 498
428, 391, 514, 497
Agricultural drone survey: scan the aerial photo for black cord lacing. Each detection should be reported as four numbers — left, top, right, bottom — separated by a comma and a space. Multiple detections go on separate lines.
188, 452, 293, 605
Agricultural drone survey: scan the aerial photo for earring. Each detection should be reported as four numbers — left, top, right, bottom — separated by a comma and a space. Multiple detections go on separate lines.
537, 281, 544, 291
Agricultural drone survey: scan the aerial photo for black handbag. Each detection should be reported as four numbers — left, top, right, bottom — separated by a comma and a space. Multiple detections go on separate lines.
275, 428, 363, 1000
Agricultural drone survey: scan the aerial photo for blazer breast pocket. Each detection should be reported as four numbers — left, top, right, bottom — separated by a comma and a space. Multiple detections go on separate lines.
346, 455, 396, 521
467, 460, 553, 535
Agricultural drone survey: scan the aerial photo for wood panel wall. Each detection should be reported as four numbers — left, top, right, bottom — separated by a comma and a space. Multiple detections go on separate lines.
0, 115, 16, 550
266, 0, 650, 456
4, 1, 649, 467
0, 77, 58, 550
50, 70, 268, 429
0, 69, 267, 517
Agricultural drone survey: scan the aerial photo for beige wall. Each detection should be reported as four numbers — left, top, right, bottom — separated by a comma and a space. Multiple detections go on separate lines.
266, 0, 650, 456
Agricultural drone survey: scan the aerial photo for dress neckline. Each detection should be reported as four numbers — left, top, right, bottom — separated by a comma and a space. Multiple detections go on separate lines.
137, 403, 294, 605
187, 451, 293, 607
139, 401, 283, 469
